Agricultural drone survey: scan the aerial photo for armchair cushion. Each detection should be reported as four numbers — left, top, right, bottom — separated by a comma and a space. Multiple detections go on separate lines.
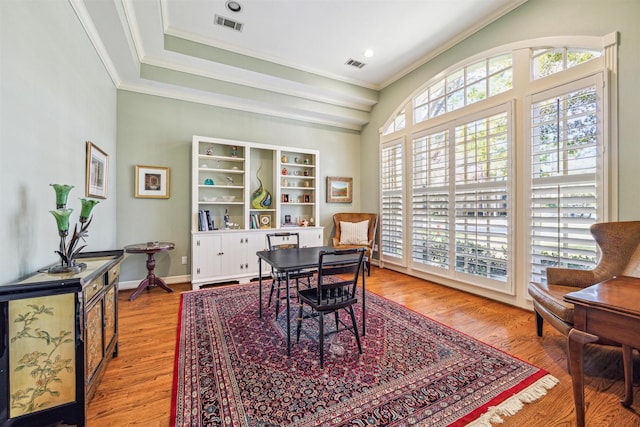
339, 220, 370, 245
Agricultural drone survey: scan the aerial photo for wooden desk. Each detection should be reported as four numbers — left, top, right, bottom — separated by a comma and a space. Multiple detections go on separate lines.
125, 242, 175, 301
256, 246, 366, 355
564, 276, 640, 427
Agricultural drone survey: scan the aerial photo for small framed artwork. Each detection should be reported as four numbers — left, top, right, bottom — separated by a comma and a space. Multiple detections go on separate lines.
135, 165, 170, 199
326, 176, 352, 203
303, 194, 311, 203
282, 194, 289, 203
85, 141, 108, 199
259, 214, 271, 229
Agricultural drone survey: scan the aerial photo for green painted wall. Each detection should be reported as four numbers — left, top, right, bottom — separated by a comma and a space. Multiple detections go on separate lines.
116, 91, 361, 282
0, 1, 117, 284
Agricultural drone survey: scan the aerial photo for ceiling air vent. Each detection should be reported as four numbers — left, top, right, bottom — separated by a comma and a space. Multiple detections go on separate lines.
214, 14, 244, 32
345, 58, 366, 69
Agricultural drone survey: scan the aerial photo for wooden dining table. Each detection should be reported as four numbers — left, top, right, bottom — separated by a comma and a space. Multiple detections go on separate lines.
256, 246, 367, 355
564, 275, 640, 427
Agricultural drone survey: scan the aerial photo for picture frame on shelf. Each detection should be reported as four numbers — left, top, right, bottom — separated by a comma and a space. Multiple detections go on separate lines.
303, 194, 311, 203
135, 165, 170, 199
282, 194, 289, 203
85, 141, 108, 199
326, 176, 352, 203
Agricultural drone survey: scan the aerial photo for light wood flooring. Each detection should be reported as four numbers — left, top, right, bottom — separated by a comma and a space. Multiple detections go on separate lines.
87, 267, 640, 426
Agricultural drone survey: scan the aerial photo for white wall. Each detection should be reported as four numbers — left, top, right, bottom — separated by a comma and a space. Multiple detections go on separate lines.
0, 1, 117, 283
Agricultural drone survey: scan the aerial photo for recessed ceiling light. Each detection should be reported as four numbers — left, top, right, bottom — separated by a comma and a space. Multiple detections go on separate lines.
363, 49, 375, 58
226, 1, 241, 12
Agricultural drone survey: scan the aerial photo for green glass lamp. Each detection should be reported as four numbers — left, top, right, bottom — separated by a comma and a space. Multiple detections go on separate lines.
48, 184, 99, 274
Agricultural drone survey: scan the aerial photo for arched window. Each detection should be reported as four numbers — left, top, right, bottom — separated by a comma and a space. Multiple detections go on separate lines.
379, 34, 616, 295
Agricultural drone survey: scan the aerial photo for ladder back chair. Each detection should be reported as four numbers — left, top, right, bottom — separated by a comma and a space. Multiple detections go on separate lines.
266, 232, 313, 318
296, 247, 366, 368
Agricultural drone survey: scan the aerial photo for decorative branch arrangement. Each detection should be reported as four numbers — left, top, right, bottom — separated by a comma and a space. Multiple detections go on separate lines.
49, 184, 99, 274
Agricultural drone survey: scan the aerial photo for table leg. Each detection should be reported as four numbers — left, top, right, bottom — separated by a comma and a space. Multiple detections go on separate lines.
129, 252, 174, 301
258, 259, 263, 318
622, 345, 634, 407
361, 259, 366, 337
285, 270, 291, 356
568, 328, 599, 427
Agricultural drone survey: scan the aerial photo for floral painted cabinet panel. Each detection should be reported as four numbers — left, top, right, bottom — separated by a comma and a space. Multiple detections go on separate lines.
8, 293, 76, 418
86, 302, 103, 380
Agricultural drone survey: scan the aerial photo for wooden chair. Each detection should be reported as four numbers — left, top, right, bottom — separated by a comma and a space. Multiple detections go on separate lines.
266, 232, 313, 318
332, 213, 378, 275
296, 248, 365, 368
528, 221, 640, 341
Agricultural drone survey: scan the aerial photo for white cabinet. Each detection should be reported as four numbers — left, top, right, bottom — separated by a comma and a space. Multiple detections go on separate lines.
191, 233, 222, 284
191, 136, 322, 289
220, 231, 268, 278
298, 227, 324, 248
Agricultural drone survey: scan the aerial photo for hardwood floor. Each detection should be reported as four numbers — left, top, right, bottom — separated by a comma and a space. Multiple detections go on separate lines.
87, 267, 640, 426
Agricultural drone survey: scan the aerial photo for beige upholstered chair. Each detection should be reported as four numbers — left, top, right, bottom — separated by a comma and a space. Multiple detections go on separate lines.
332, 213, 378, 275
528, 221, 640, 339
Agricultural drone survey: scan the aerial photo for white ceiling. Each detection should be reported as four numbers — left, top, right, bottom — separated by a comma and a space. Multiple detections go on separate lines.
77, 0, 528, 129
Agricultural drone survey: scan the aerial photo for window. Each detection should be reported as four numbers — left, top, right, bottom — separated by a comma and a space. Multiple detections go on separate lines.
380, 36, 614, 297
412, 130, 450, 269
381, 140, 404, 262
382, 109, 406, 135
413, 54, 512, 125
528, 75, 603, 284
410, 106, 512, 289
531, 47, 601, 80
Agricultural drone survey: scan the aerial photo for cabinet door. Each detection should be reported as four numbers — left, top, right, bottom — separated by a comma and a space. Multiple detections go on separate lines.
86, 301, 103, 381
192, 234, 222, 281
242, 232, 267, 276
103, 284, 116, 351
298, 227, 324, 248
220, 233, 247, 277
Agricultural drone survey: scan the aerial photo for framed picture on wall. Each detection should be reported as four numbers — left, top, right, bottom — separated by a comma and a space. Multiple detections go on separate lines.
326, 176, 352, 203
85, 141, 108, 199
135, 165, 170, 199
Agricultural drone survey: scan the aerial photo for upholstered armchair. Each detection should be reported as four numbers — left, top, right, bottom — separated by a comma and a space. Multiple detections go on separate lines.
332, 213, 378, 275
528, 221, 640, 339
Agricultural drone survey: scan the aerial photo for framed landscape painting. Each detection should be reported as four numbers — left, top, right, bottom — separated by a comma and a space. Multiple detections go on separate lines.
326, 176, 352, 203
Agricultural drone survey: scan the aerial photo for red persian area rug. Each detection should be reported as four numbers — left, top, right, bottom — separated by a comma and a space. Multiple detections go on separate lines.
171, 283, 558, 426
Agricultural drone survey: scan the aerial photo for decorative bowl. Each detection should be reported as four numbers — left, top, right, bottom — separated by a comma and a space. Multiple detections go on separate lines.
203, 196, 218, 202
220, 195, 236, 202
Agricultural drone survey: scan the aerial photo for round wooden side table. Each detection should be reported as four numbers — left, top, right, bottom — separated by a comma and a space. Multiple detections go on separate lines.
124, 241, 175, 301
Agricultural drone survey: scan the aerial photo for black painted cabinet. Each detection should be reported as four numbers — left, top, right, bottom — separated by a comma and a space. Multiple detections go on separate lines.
0, 250, 123, 427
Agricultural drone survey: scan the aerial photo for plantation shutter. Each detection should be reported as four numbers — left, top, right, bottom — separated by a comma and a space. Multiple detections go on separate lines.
411, 130, 450, 269
453, 110, 511, 285
381, 140, 404, 264
529, 75, 603, 284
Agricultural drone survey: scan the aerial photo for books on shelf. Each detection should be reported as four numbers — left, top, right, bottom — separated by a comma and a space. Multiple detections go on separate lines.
198, 210, 215, 231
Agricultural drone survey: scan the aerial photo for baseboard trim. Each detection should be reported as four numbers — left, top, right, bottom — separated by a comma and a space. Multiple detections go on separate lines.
118, 274, 191, 290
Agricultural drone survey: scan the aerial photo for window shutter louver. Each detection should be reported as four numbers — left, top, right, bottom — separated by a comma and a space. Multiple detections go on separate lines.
412, 131, 450, 269
381, 142, 404, 262
529, 79, 602, 284
452, 111, 510, 282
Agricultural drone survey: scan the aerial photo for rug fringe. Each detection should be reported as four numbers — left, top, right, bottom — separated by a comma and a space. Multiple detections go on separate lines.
465, 374, 559, 426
